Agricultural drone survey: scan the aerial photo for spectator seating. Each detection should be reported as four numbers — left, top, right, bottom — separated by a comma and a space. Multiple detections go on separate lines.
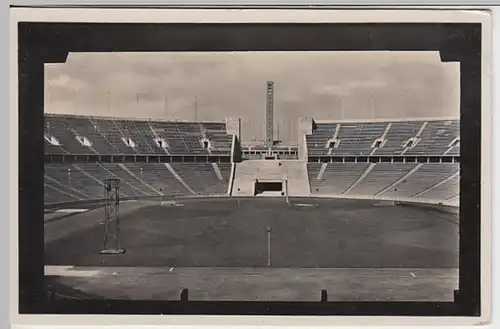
44, 162, 230, 204
307, 162, 459, 203
306, 119, 459, 157
44, 114, 233, 155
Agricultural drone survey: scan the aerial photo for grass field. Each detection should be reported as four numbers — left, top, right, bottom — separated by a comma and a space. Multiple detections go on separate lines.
45, 197, 458, 268
44, 197, 459, 301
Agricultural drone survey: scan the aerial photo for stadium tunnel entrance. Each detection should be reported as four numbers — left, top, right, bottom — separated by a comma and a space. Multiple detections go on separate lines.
254, 180, 285, 196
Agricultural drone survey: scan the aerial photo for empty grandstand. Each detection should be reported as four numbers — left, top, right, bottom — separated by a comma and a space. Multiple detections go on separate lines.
306, 119, 460, 157
44, 114, 234, 156
44, 113, 459, 207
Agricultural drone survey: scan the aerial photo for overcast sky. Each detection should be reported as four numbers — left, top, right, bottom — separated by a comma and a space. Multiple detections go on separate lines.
44, 51, 459, 142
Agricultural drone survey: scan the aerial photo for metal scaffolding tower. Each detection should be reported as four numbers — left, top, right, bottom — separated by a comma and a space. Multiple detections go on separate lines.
100, 178, 126, 255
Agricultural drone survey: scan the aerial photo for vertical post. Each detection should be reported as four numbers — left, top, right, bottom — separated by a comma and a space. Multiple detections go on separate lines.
164, 93, 168, 118
285, 179, 289, 204
194, 95, 198, 121
340, 96, 345, 120
136, 92, 139, 113
371, 93, 375, 119
107, 91, 111, 115
288, 119, 291, 143
267, 226, 271, 267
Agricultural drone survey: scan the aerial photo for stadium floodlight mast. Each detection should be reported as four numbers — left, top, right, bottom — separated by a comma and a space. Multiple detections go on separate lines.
100, 178, 125, 255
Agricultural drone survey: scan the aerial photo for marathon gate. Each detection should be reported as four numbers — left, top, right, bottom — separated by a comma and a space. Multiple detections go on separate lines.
253, 178, 290, 203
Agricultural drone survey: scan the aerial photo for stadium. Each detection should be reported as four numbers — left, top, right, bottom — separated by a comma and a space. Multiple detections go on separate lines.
43, 78, 460, 302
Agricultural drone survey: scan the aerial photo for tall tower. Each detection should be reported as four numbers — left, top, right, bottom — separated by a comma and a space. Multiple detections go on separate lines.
266, 81, 274, 147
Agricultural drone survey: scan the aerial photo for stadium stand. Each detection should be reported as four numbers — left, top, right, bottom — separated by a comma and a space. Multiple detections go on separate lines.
170, 163, 229, 195
372, 121, 422, 156
381, 163, 459, 199
44, 161, 230, 204
346, 163, 417, 196
45, 164, 105, 200
405, 120, 460, 156
112, 120, 159, 154
217, 163, 232, 182
415, 171, 459, 201
44, 138, 66, 154
307, 162, 459, 203
332, 122, 387, 156
45, 116, 94, 154
44, 114, 233, 155
44, 183, 80, 204
44, 114, 459, 206
306, 123, 338, 156
306, 119, 459, 157
123, 163, 191, 196
308, 163, 370, 195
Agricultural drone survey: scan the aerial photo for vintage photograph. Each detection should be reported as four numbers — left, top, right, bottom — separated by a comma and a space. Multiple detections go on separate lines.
43, 51, 460, 302
11, 7, 490, 325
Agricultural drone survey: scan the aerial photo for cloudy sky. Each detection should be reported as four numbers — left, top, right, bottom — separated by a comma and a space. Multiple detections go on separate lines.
45, 51, 459, 142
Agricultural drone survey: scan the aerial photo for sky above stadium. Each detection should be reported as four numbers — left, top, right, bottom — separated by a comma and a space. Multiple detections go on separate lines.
45, 51, 459, 142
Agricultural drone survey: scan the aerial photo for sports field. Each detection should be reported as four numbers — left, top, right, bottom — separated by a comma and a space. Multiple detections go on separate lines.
44, 197, 459, 301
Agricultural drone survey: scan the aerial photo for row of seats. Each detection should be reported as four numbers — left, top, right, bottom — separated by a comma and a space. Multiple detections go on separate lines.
44, 115, 234, 155
307, 163, 459, 202
307, 120, 459, 156
44, 162, 232, 204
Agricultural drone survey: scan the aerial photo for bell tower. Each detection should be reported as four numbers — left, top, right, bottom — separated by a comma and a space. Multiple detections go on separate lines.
265, 81, 274, 147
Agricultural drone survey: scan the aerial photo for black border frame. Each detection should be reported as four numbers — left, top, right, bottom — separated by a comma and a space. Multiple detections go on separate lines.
19, 21, 481, 316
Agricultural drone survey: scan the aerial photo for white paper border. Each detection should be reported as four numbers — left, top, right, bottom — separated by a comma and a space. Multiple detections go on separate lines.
9, 7, 492, 326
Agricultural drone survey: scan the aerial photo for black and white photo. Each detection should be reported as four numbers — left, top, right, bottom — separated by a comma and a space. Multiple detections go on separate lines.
10, 7, 492, 326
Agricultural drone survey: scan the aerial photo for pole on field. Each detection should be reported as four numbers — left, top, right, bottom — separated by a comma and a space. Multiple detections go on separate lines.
267, 226, 271, 267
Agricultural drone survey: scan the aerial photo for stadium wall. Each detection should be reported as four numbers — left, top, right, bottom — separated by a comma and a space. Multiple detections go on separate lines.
309, 193, 459, 208
297, 117, 313, 161
395, 201, 459, 215
231, 135, 242, 162
44, 192, 458, 211
227, 162, 236, 195
225, 117, 241, 140
44, 194, 180, 209
313, 116, 459, 124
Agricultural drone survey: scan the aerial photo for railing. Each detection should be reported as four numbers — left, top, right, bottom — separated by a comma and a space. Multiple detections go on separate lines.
45, 154, 232, 164
308, 155, 459, 164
